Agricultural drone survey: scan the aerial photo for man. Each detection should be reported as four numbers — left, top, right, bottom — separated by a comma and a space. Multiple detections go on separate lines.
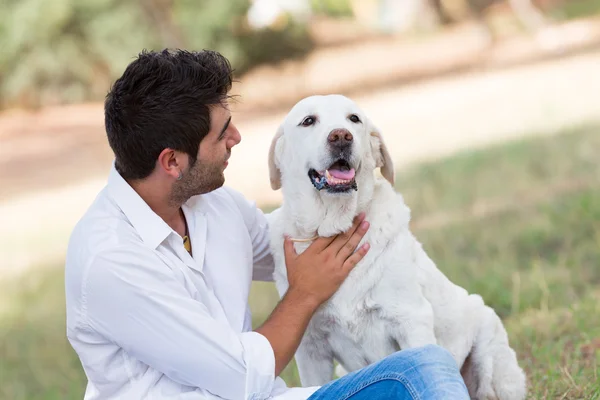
65, 49, 470, 400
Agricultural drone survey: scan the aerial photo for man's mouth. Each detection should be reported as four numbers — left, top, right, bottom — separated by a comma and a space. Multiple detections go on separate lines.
308, 159, 357, 193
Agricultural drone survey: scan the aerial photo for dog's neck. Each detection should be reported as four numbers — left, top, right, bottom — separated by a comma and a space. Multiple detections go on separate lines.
282, 171, 377, 238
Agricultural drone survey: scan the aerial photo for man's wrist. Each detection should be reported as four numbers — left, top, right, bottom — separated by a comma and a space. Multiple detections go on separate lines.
284, 286, 321, 313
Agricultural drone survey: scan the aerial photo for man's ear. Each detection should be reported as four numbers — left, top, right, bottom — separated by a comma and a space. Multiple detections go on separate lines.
369, 122, 395, 186
268, 124, 284, 190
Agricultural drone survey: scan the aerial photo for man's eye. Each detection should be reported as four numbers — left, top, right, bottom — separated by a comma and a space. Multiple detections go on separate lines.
300, 116, 316, 127
349, 114, 361, 123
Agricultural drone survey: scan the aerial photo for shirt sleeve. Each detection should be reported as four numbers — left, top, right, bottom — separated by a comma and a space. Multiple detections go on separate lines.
81, 246, 276, 400
222, 187, 276, 282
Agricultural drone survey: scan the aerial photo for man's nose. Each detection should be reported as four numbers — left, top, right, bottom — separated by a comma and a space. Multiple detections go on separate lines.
327, 129, 353, 148
228, 124, 242, 148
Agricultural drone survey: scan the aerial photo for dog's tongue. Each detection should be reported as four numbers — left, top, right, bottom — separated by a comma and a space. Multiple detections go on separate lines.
328, 168, 355, 180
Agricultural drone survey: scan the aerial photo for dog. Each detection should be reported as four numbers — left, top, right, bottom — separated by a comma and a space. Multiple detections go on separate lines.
266, 94, 527, 399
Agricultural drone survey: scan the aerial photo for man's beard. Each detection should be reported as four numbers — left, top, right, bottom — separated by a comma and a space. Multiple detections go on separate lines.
169, 159, 225, 206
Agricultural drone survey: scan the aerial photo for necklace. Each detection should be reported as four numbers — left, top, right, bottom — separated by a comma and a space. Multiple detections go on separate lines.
182, 213, 192, 255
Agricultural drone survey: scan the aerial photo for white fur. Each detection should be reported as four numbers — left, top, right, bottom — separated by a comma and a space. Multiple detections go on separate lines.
266, 94, 527, 400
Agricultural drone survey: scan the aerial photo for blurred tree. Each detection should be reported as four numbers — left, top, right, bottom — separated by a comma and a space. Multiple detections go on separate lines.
0, 0, 161, 108
174, 0, 313, 75
141, 0, 186, 49
0, 0, 314, 109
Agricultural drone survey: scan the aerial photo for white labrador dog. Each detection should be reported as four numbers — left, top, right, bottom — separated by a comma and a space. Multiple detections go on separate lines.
266, 94, 527, 400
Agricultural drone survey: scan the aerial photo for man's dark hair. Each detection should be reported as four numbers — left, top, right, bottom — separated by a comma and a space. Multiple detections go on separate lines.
104, 49, 234, 180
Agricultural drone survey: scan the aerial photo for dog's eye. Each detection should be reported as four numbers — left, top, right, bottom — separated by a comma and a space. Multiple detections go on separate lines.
349, 114, 361, 123
300, 116, 316, 127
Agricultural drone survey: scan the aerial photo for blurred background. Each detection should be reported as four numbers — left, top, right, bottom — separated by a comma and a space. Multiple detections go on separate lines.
1, 0, 600, 398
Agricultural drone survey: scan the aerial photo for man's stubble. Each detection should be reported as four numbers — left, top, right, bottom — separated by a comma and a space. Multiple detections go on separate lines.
169, 159, 225, 206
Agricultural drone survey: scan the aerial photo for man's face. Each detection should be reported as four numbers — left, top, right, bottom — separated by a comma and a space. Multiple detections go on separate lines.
171, 104, 241, 204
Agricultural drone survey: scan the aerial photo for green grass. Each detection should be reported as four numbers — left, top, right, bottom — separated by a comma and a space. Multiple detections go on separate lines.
507, 291, 600, 399
0, 268, 87, 400
2, 124, 599, 399
549, 0, 600, 21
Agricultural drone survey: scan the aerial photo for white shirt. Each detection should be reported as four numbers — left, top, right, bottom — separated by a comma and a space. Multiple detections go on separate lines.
65, 166, 320, 400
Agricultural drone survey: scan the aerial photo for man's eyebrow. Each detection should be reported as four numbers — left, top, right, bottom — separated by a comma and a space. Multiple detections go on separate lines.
218, 116, 231, 140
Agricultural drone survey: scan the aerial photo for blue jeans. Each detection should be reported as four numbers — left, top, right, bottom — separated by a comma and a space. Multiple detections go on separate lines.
307, 345, 470, 400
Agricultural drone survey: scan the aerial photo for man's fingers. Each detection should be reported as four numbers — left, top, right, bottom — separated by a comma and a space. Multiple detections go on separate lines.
283, 236, 297, 264
342, 242, 370, 273
308, 235, 338, 253
337, 220, 370, 259
329, 212, 366, 253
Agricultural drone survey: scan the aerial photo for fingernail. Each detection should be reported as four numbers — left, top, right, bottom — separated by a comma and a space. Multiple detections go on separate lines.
363, 243, 370, 251
360, 221, 369, 230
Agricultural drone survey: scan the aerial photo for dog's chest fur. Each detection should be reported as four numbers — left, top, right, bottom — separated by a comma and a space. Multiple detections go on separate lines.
308, 280, 406, 371
268, 182, 417, 370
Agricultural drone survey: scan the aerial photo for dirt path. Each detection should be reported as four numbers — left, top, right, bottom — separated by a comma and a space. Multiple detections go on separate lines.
2, 49, 600, 279
3, 16, 600, 204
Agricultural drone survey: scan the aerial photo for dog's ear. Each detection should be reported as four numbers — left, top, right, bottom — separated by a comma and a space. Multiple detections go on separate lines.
268, 124, 284, 190
369, 124, 395, 186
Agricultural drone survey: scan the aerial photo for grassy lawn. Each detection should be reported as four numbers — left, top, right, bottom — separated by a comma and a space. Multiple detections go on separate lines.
1, 123, 599, 399
550, 0, 600, 21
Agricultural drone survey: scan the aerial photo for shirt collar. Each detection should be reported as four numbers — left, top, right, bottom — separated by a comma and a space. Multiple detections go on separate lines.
106, 163, 174, 250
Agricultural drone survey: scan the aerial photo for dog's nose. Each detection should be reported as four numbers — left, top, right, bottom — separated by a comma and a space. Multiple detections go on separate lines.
328, 129, 353, 147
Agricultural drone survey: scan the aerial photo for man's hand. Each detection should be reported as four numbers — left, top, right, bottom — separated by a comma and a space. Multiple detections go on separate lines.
255, 213, 370, 377
284, 212, 371, 306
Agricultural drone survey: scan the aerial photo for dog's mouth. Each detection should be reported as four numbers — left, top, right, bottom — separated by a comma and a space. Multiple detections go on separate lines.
308, 159, 358, 193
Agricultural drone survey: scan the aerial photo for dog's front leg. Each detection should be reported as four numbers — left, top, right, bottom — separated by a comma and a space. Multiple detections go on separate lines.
390, 291, 438, 350
295, 333, 334, 387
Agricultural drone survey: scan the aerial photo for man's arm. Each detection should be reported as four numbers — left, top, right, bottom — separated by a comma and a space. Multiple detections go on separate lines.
255, 287, 320, 377
83, 247, 277, 400
220, 188, 370, 376
84, 215, 368, 399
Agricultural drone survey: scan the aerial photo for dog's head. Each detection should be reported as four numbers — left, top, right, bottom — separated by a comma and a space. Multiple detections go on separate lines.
269, 94, 394, 198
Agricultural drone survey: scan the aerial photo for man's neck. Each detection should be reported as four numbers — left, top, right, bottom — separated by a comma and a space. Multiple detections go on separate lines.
128, 178, 186, 236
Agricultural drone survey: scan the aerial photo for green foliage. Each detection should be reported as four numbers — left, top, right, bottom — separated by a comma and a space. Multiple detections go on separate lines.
310, 0, 354, 17
0, 0, 159, 108
547, 0, 600, 21
0, 0, 314, 109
